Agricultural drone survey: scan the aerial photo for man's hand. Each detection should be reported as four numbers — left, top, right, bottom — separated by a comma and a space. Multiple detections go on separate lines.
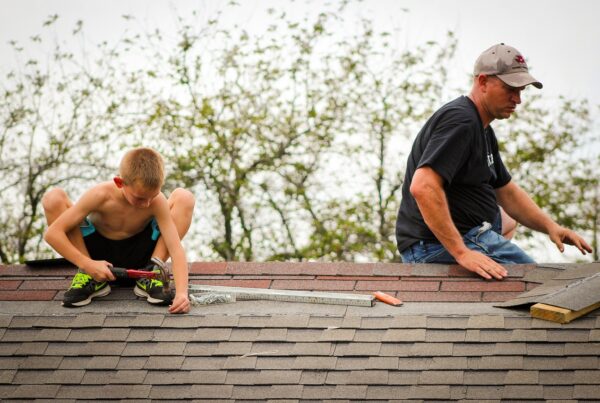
455, 249, 508, 280
82, 260, 116, 282
169, 293, 190, 314
548, 225, 593, 255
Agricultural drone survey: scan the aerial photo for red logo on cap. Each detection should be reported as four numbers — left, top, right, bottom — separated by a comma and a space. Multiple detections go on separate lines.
515, 55, 525, 64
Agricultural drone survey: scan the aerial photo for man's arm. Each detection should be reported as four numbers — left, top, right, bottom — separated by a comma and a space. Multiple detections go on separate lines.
410, 167, 507, 279
152, 197, 190, 314
495, 181, 592, 255
44, 190, 116, 282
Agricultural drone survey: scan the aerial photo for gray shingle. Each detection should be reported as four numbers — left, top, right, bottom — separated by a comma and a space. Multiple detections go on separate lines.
249, 341, 293, 355
14, 342, 48, 355
80, 370, 147, 385
307, 316, 344, 328
214, 341, 253, 355
463, 370, 507, 385
268, 315, 310, 328
564, 342, 600, 355
228, 328, 261, 341
426, 329, 466, 342
427, 316, 469, 329
418, 370, 463, 384
85, 342, 127, 356
121, 342, 185, 356
35, 329, 71, 341
100, 384, 151, 399
366, 357, 399, 370
366, 385, 411, 399
237, 316, 273, 328
9, 316, 38, 328
382, 329, 426, 342
161, 316, 206, 328
543, 385, 574, 400
45, 342, 85, 356
130, 315, 164, 328
353, 329, 385, 342
493, 342, 527, 355
334, 342, 381, 356
148, 385, 193, 399
183, 342, 217, 356
0, 369, 16, 383
429, 357, 468, 369
256, 328, 288, 341
20, 356, 62, 369
286, 329, 322, 342
103, 316, 136, 328
33, 316, 77, 328
378, 343, 411, 357
126, 328, 154, 342
574, 385, 600, 399
523, 356, 565, 370
346, 370, 389, 385
538, 371, 575, 385
409, 385, 451, 399
70, 314, 106, 328
526, 343, 565, 356
502, 384, 544, 399
291, 342, 332, 356
479, 330, 512, 342
190, 384, 234, 399
332, 385, 367, 399
225, 369, 301, 385
116, 357, 148, 370
223, 356, 257, 369
10, 384, 59, 398
574, 369, 600, 384
504, 370, 539, 384
469, 356, 523, 370
0, 342, 18, 355
300, 385, 336, 399
511, 329, 547, 342
58, 357, 90, 370
181, 356, 226, 370
293, 356, 337, 370
2, 329, 39, 342
299, 370, 327, 385
547, 329, 590, 342
387, 370, 420, 385
397, 357, 430, 370
0, 315, 12, 327
86, 356, 120, 369
255, 356, 295, 370
319, 328, 355, 342
194, 327, 232, 341
466, 385, 504, 399
467, 315, 505, 329
146, 328, 194, 342
144, 356, 184, 370
145, 370, 226, 384
452, 343, 495, 356
190, 315, 240, 327
410, 343, 453, 356
590, 329, 600, 341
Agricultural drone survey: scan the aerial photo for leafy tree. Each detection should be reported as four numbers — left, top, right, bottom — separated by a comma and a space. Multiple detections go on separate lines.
0, 17, 124, 263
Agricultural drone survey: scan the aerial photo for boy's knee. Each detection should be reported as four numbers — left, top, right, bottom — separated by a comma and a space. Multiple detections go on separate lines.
170, 188, 196, 211
42, 188, 69, 212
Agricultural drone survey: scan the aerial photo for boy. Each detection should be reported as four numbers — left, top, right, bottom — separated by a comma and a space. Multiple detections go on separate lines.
43, 147, 195, 314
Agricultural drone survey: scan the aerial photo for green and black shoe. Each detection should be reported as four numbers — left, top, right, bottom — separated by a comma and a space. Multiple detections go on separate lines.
134, 270, 172, 305
62, 270, 111, 307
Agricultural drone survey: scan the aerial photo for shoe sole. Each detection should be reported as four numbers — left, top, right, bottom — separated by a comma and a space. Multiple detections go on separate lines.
134, 285, 169, 305
62, 284, 111, 307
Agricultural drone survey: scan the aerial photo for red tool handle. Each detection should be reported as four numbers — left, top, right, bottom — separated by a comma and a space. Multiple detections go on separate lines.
110, 267, 157, 280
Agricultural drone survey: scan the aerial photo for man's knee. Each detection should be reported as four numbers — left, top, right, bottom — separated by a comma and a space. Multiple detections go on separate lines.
42, 188, 70, 214
169, 188, 196, 213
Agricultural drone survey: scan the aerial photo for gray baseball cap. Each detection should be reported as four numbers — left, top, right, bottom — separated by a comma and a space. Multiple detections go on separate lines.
474, 43, 543, 89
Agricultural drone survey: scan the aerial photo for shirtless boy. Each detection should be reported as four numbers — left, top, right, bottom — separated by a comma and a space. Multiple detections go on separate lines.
43, 147, 195, 314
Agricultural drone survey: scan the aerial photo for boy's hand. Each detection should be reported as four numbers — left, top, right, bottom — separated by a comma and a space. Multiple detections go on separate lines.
83, 260, 116, 282
169, 293, 190, 314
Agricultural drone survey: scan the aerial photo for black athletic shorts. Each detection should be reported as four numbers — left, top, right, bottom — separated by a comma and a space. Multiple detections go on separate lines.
80, 218, 160, 269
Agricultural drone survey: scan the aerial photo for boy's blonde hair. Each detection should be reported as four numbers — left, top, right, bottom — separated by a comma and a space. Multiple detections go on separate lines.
119, 147, 165, 189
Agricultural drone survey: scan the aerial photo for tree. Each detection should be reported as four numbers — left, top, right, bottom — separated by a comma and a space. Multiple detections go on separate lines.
0, 17, 125, 263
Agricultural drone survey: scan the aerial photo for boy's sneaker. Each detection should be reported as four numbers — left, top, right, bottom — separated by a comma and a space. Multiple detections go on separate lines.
62, 270, 111, 307
134, 271, 172, 305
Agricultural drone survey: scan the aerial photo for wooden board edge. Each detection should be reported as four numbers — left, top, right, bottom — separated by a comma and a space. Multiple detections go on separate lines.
530, 301, 600, 324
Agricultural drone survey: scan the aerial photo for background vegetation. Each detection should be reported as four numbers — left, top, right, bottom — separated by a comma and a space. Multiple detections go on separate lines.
1, 4, 597, 264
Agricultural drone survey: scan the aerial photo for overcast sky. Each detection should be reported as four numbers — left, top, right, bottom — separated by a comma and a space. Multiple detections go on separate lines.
1, 0, 599, 106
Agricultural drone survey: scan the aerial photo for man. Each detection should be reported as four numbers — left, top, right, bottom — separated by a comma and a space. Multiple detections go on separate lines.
396, 43, 592, 280
43, 147, 195, 313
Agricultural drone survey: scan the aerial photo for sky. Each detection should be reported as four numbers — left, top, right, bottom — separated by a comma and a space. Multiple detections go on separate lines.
1, 0, 598, 262
1, 0, 599, 106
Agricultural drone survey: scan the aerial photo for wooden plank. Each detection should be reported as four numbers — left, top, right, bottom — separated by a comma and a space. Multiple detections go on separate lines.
188, 285, 375, 307
530, 301, 600, 324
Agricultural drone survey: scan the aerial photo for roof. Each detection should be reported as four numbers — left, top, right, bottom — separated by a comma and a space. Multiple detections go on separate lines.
1, 261, 599, 401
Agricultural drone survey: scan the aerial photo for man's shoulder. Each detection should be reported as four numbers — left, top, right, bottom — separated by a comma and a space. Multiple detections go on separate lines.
428, 96, 480, 133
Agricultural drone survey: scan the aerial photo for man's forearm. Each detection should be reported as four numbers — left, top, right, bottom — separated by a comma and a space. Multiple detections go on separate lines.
496, 182, 556, 234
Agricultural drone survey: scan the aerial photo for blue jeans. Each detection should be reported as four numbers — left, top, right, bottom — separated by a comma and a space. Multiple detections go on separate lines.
400, 217, 535, 264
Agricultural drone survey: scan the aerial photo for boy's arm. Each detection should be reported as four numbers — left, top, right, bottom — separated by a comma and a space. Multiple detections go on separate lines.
152, 196, 190, 314
44, 189, 116, 282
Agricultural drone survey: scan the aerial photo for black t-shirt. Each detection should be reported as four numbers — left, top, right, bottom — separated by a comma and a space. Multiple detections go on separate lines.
395, 96, 512, 252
